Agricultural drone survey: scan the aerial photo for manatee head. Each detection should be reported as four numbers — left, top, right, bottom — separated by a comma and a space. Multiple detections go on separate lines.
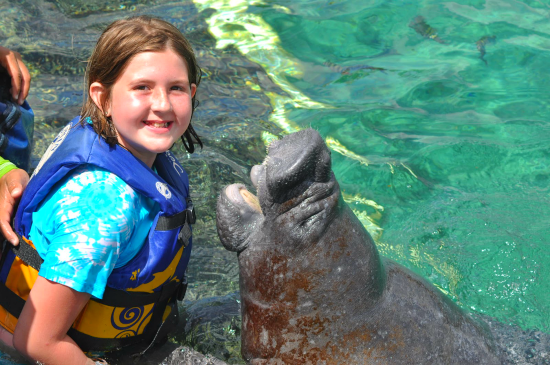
216, 129, 339, 254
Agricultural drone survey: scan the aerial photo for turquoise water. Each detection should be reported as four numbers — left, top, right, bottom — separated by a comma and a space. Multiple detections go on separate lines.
1, 0, 549, 363
195, 0, 550, 332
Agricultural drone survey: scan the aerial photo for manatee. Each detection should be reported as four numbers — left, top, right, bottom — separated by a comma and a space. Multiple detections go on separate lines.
323, 60, 386, 75
476, 35, 496, 65
216, 129, 500, 364
409, 16, 445, 44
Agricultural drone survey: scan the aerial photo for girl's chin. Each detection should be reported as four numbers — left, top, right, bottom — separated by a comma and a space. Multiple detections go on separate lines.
123, 142, 176, 161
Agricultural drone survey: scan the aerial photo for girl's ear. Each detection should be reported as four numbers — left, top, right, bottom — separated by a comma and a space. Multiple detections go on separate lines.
89, 82, 111, 116
191, 83, 197, 98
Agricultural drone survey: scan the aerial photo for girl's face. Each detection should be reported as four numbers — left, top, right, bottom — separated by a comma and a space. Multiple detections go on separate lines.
91, 49, 196, 167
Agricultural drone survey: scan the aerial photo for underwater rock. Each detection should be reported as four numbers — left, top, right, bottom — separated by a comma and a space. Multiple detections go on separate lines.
100, 342, 231, 365
50, 0, 174, 17
161, 346, 229, 365
177, 293, 243, 364
480, 316, 550, 365
216, 129, 500, 364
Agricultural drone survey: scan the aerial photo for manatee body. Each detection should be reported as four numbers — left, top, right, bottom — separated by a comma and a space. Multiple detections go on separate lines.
216, 129, 500, 364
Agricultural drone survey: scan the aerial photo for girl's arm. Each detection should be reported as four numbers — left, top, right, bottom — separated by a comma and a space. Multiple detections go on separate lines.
13, 276, 96, 365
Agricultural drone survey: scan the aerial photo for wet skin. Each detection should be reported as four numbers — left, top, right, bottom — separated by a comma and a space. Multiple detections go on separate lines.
216, 129, 500, 364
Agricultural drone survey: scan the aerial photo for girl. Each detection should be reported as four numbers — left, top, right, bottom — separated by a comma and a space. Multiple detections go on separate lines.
0, 15, 201, 364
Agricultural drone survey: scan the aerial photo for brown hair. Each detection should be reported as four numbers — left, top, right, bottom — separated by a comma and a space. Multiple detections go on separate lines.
80, 15, 202, 153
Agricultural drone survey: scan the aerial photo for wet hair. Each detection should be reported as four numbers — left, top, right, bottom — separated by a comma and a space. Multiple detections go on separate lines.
80, 15, 202, 153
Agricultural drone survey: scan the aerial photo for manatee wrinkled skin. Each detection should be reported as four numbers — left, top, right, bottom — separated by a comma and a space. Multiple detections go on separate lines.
216, 129, 500, 364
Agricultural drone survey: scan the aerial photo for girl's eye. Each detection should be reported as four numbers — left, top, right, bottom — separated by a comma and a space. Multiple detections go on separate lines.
171, 85, 186, 91
136, 85, 149, 90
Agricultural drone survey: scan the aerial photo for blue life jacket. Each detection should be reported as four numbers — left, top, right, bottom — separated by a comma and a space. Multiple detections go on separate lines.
0, 98, 34, 172
0, 117, 194, 351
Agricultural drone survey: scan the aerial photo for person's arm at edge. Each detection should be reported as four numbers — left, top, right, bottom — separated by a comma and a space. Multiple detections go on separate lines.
0, 157, 30, 246
0, 156, 17, 176
13, 276, 97, 365
0, 45, 31, 105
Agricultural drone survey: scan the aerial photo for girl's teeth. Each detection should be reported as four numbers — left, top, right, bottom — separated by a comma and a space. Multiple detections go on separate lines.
149, 122, 169, 128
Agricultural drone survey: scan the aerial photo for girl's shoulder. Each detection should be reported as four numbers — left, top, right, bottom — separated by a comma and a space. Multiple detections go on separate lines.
54, 164, 150, 220
61, 165, 136, 199
65, 164, 127, 189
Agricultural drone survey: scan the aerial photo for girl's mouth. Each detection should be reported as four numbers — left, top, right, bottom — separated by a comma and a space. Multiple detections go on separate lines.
144, 120, 172, 128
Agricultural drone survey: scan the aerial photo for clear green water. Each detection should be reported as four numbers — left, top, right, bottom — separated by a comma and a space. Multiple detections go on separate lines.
0, 0, 549, 363
194, 0, 550, 333
249, 0, 550, 333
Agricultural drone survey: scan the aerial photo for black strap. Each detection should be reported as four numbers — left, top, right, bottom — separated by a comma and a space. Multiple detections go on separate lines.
0, 101, 21, 133
177, 223, 192, 248
155, 198, 196, 231
0, 238, 27, 317
68, 327, 149, 352
99, 279, 179, 307
0, 101, 21, 154
155, 210, 186, 231
10, 233, 43, 271
156, 200, 194, 248
99, 286, 162, 308
136, 284, 176, 351
0, 238, 8, 271
0, 280, 25, 317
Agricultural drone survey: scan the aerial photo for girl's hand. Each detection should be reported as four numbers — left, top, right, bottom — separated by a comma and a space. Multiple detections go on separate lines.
13, 276, 92, 365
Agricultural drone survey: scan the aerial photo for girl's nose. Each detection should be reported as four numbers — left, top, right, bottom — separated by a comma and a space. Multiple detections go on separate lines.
151, 89, 171, 112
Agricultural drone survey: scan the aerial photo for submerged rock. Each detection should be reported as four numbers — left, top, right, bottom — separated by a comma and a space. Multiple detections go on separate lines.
161, 346, 229, 365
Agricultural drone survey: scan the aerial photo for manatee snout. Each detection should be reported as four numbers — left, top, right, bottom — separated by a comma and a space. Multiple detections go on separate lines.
216, 183, 262, 253
216, 129, 334, 253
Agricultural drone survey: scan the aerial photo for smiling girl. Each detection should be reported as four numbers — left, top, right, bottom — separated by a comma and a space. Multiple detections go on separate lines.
0, 16, 201, 364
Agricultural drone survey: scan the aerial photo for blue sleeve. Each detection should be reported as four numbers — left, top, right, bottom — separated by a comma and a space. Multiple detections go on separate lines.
30, 165, 142, 299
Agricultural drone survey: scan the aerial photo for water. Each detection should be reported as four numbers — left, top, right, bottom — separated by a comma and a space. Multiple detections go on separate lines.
1, 0, 549, 363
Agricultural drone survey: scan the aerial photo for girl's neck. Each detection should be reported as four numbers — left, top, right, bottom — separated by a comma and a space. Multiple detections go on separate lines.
115, 141, 157, 168
138, 153, 157, 168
